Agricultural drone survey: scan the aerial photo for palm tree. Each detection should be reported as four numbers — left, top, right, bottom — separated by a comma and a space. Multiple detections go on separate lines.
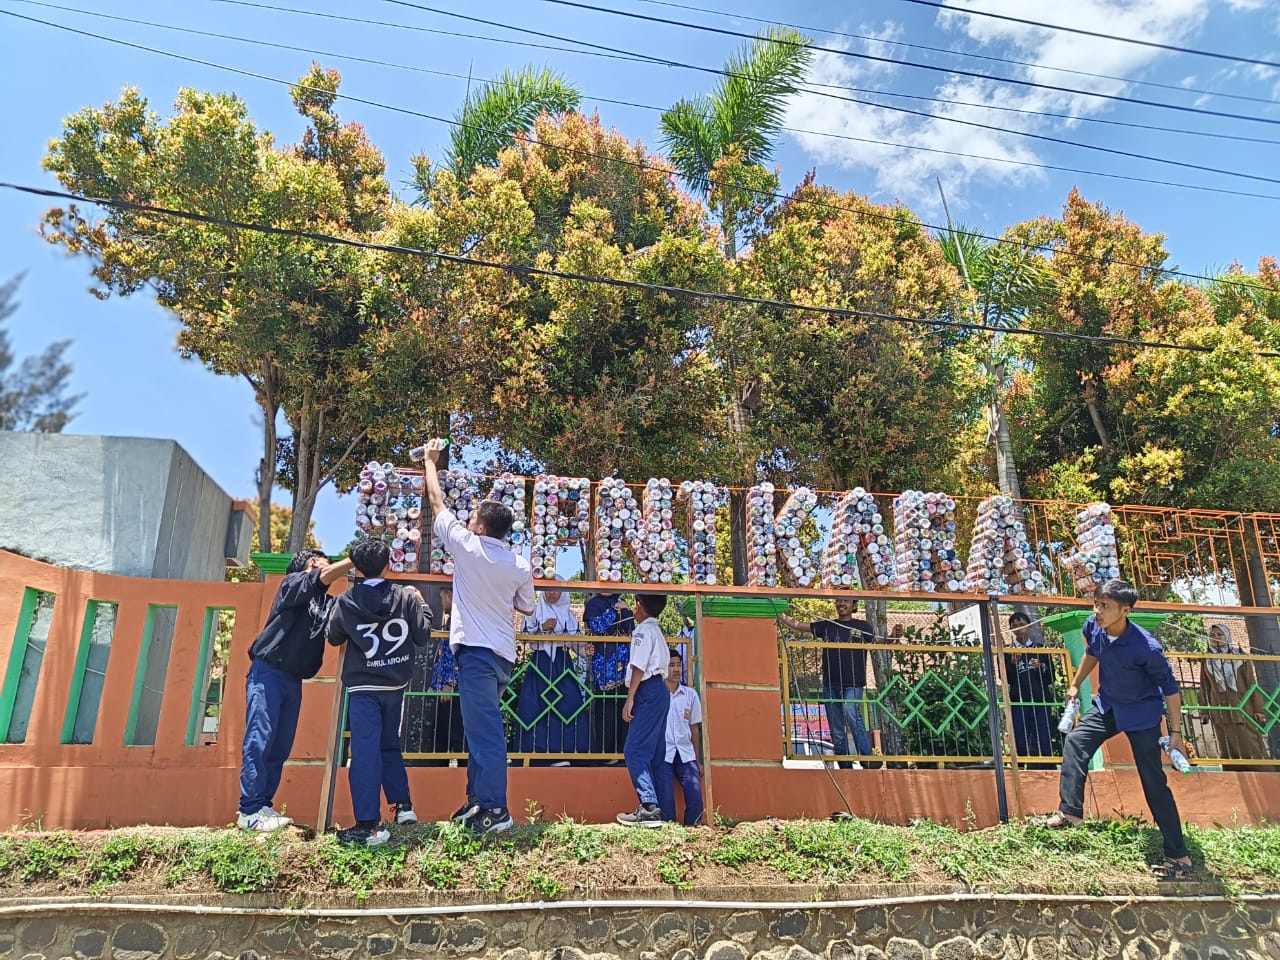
659, 29, 813, 585
660, 27, 812, 257
938, 225, 1053, 501
444, 65, 582, 179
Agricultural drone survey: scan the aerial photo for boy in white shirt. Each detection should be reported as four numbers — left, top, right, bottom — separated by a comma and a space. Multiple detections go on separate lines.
421, 439, 536, 835
656, 649, 704, 826
616, 594, 672, 827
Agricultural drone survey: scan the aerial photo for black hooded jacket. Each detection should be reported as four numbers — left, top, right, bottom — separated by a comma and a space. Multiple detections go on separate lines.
327, 580, 433, 692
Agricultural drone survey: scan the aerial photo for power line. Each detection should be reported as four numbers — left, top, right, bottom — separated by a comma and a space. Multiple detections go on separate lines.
172, 0, 1265, 148
7, 180, 1275, 359
1, 7, 1266, 289
22, 0, 1279, 201
520, 0, 1280, 128
627, 0, 1280, 109
360, 2, 1280, 186
897, 0, 1280, 72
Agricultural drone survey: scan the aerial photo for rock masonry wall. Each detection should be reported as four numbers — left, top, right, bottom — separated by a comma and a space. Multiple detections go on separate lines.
1, 895, 1278, 960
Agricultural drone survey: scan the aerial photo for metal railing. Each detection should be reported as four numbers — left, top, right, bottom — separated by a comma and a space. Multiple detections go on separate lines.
777, 632, 1280, 771
1167, 649, 1280, 769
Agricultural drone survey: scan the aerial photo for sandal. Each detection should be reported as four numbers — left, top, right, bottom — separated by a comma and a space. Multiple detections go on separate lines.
1152, 858, 1195, 881
1039, 811, 1081, 829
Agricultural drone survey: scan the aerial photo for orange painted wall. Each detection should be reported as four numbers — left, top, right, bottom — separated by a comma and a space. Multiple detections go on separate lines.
1, 550, 1278, 831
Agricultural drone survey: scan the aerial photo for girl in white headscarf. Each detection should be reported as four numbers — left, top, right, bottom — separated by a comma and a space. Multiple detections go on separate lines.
516, 580, 589, 759
1200, 624, 1270, 769
524, 582, 578, 642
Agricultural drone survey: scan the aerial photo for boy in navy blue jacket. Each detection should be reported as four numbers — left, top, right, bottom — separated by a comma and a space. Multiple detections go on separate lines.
1044, 579, 1193, 880
328, 539, 433, 846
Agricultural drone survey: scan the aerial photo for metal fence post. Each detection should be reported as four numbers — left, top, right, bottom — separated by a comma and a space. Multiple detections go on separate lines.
977, 598, 1009, 823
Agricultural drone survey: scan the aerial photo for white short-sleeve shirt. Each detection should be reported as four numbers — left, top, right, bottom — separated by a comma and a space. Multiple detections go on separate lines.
433, 509, 536, 664
628, 618, 669, 681
664, 684, 703, 762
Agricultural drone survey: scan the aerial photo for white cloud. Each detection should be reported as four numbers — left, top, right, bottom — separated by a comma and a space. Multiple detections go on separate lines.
784, 0, 1228, 209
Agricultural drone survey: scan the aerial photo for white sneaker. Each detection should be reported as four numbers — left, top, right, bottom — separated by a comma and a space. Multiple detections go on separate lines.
236, 806, 292, 831
393, 803, 417, 825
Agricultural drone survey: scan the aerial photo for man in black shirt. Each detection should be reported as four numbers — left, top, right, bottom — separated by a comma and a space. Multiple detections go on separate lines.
779, 598, 875, 768
237, 549, 353, 830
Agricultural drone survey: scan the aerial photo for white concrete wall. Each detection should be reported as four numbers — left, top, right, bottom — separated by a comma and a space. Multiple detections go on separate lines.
0, 432, 238, 581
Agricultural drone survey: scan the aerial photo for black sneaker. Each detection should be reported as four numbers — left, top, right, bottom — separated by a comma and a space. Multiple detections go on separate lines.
336, 822, 391, 847
393, 803, 417, 825
451, 798, 481, 825
469, 807, 514, 836
616, 803, 664, 828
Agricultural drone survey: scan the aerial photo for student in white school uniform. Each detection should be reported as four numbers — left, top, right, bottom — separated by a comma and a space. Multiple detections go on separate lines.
421, 439, 537, 836
615, 594, 672, 827
656, 649, 704, 826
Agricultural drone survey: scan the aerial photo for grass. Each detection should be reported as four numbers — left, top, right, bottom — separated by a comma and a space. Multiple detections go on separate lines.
0, 817, 1276, 901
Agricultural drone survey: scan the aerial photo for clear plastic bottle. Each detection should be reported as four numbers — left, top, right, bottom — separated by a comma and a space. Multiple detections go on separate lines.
1057, 697, 1080, 734
1159, 735, 1192, 774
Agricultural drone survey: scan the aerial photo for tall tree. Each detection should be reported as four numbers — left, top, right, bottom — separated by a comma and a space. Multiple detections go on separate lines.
659, 27, 814, 583
0, 273, 81, 432
40, 66, 432, 552
937, 224, 1053, 500
390, 111, 728, 481
743, 180, 972, 493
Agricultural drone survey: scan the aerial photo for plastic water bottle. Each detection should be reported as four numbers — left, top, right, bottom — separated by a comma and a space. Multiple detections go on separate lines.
1159, 735, 1192, 774
1057, 697, 1080, 734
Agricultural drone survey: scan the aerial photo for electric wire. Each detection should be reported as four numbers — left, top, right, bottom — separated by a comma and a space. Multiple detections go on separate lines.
16, 0, 1279, 203
346, 3, 1280, 185
21, 0, 1278, 151
897, 0, 1280, 72
627, 0, 1280, 109
1, 7, 1269, 290
5, 181, 1278, 361
520, 0, 1280, 128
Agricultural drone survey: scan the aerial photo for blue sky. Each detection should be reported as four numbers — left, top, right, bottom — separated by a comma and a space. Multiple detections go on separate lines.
1, 0, 1278, 550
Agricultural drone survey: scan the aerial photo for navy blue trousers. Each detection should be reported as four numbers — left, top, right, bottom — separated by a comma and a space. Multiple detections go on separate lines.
624, 676, 671, 806
457, 645, 514, 810
239, 659, 302, 815
347, 690, 412, 824
656, 757, 705, 825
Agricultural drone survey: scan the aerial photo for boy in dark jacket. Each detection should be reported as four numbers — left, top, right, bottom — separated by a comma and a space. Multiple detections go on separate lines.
238, 549, 353, 831
328, 540, 433, 846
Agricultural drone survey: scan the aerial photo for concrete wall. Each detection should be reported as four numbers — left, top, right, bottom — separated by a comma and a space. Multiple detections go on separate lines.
0, 432, 244, 581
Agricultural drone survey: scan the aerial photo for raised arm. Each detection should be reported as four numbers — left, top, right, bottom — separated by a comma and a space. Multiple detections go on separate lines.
318, 557, 355, 586
421, 437, 448, 515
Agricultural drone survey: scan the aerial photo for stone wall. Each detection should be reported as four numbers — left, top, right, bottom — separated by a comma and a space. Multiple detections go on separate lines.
1, 895, 1277, 960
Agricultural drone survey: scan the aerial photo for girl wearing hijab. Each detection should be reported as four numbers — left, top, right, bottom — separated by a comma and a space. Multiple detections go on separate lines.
1201, 624, 1270, 769
515, 581, 590, 759
584, 592, 635, 759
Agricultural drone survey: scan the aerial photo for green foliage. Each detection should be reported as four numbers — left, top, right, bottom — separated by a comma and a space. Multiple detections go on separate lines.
655, 848, 691, 889
660, 27, 813, 198
546, 817, 607, 863
166, 831, 280, 893
892, 619, 993, 761
473, 849, 514, 892
0, 273, 82, 432
710, 821, 913, 883
40, 69, 427, 552
440, 65, 581, 178
1155, 612, 1208, 654
84, 834, 168, 892
1190, 821, 1280, 881
313, 836, 407, 901
523, 869, 564, 901
18, 832, 81, 881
